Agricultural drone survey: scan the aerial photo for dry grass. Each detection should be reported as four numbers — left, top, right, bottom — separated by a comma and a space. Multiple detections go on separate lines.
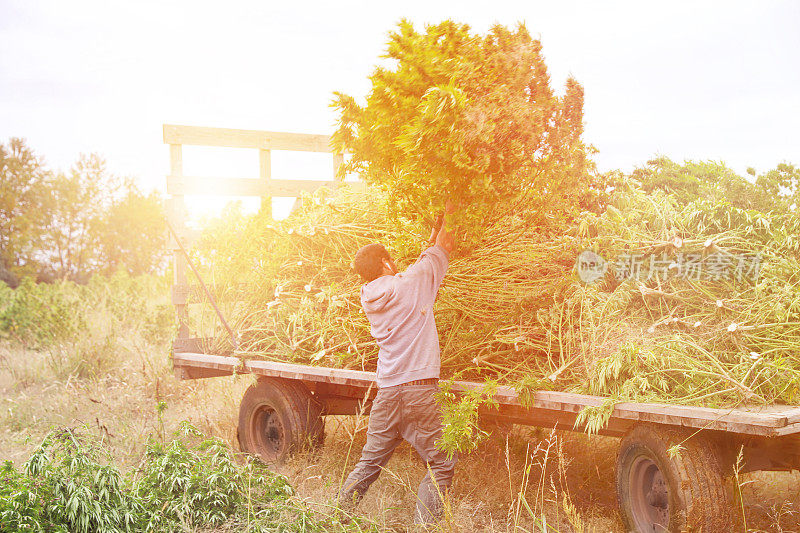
1, 338, 799, 532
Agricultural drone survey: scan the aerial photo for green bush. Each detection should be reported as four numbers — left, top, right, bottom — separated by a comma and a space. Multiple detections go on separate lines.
0, 460, 43, 531
136, 422, 294, 530
0, 277, 84, 347
0, 424, 341, 533
0, 429, 146, 533
0, 272, 173, 350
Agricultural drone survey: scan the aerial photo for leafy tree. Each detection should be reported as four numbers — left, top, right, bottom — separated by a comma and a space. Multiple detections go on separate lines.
0, 138, 50, 285
96, 181, 166, 276
632, 156, 778, 212
37, 154, 167, 281
756, 162, 799, 212
38, 154, 112, 281
0, 139, 167, 282
331, 20, 593, 246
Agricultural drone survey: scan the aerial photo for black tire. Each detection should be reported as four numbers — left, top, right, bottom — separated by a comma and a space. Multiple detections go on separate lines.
284, 379, 326, 448
617, 424, 732, 532
237, 377, 324, 463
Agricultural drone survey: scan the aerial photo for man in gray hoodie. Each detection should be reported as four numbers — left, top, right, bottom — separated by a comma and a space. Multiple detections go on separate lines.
337, 216, 457, 526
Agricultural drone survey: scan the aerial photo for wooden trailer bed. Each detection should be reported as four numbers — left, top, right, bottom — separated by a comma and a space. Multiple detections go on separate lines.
173, 352, 800, 439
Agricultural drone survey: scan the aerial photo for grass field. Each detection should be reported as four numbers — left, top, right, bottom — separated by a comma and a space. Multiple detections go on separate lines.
1, 332, 799, 531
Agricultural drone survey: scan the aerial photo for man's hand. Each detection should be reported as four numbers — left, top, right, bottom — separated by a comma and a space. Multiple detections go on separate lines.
435, 203, 456, 254
427, 201, 457, 249
435, 219, 454, 254
427, 213, 444, 245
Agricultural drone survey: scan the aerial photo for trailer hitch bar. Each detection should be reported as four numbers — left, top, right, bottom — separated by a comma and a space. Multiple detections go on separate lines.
166, 219, 239, 350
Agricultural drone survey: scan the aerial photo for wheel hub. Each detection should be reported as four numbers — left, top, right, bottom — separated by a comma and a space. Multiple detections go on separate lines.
254, 406, 285, 458
646, 471, 669, 508
630, 456, 669, 531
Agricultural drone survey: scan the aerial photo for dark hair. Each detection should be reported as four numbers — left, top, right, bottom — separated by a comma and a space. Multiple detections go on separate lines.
353, 243, 390, 282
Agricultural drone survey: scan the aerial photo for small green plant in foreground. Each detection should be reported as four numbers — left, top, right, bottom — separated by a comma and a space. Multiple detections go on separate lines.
1, 429, 145, 532
135, 422, 294, 531
0, 423, 349, 533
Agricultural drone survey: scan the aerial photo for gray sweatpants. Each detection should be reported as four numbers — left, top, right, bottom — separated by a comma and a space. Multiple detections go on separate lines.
337, 383, 458, 524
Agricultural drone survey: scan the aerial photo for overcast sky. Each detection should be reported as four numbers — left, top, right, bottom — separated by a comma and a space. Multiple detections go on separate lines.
2, 0, 799, 199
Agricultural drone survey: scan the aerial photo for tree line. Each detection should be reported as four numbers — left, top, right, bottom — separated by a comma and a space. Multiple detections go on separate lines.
632, 156, 799, 211
2, 134, 796, 289
0, 138, 166, 287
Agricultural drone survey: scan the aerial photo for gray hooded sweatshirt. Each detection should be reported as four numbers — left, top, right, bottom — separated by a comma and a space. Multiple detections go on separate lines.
360, 244, 449, 388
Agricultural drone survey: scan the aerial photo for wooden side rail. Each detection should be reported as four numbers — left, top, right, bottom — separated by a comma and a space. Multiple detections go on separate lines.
166, 176, 363, 197
163, 123, 356, 339
163, 124, 334, 152
172, 352, 800, 438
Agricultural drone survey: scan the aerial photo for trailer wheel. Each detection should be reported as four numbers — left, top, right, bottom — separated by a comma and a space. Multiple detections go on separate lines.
617, 424, 732, 532
237, 377, 324, 463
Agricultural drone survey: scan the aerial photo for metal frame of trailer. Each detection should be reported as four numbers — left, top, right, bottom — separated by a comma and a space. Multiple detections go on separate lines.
165, 124, 800, 532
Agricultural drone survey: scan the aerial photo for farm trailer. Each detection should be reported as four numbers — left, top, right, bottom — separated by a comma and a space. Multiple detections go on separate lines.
164, 124, 800, 532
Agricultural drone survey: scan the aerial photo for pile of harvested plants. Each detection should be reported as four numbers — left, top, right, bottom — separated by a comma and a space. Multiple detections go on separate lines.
187, 178, 800, 412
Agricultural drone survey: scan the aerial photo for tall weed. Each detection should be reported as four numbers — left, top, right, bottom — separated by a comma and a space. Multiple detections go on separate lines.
1, 429, 146, 532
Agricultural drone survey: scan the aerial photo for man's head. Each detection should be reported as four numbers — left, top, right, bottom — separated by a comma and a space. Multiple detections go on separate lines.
353, 243, 397, 282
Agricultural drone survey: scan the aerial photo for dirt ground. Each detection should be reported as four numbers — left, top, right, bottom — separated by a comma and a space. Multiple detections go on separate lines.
1, 342, 799, 532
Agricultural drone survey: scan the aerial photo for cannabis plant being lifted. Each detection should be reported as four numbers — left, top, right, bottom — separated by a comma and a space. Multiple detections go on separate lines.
332, 19, 593, 246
